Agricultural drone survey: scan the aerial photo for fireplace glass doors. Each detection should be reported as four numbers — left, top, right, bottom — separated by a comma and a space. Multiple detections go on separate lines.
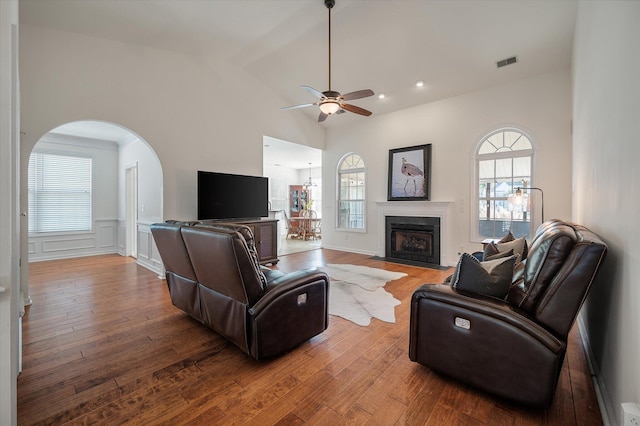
385, 216, 441, 266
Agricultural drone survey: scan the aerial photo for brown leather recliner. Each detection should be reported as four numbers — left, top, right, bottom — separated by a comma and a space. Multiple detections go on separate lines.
409, 219, 607, 407
151, 221, 329, 360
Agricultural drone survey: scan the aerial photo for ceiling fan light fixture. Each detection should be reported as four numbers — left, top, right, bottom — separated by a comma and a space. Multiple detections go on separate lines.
319, 101, 340, 115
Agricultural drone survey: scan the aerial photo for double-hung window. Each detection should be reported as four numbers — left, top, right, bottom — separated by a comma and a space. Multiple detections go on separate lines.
28, 150, 93, 233
475, 129, 533, 239
337, 153, 365, 230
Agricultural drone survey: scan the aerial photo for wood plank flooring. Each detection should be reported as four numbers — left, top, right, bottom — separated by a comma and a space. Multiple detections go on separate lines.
18, 249, 603, 425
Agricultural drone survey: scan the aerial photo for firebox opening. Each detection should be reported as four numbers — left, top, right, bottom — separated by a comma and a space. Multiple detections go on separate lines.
385, 216, 441, 267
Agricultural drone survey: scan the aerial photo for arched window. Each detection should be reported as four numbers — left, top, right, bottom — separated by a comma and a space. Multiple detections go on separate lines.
337, 153, 366, 230
475, 128, 534, 240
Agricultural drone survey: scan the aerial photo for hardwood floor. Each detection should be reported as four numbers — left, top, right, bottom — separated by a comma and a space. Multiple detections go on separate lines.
18, 250, 603, 425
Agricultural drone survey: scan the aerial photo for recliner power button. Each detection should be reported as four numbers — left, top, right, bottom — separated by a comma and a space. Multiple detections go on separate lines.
455, 317, 471, 330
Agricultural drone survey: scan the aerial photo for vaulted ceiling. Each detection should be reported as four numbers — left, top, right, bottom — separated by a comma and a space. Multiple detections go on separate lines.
20, 0, 577, 127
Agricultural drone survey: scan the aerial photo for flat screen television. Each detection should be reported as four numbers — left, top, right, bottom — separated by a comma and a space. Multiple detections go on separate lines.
197, 171, 269, 220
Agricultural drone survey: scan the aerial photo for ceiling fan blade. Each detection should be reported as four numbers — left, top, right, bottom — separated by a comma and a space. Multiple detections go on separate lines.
301, 86, 326, 99
341, 89, 374, 101
341, 103, 372, 117
280, 103, 315, 110
336, 109, 346, 114
318, 112, 329, 122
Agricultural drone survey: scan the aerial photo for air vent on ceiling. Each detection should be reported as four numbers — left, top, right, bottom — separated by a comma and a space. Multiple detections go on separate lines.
497, 56, 518, 68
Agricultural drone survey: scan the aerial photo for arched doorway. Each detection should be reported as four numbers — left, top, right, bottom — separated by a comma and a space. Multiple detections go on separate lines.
26, 120, 163, 273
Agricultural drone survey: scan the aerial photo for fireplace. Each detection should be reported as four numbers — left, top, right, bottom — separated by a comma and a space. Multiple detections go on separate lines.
385, 216, 440, 266
377, 201, 452, 266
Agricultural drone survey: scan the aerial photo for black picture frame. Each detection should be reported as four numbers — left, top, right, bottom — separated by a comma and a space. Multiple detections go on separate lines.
387, 143, 431, 201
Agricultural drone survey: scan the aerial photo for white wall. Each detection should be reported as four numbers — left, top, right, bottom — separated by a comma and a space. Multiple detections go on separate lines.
321, 70, 573, 265
263, 164, 322, 217
0, 0, 19, 423
263, 163, 299, 213
19, 23, 325, 223
27, 136, 120, 262
118, 138, 163, 223
573, 2, 640, 425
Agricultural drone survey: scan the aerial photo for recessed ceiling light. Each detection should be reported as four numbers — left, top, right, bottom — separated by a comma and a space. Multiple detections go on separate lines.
378, 93, 386, 99
415, 80, 425, 87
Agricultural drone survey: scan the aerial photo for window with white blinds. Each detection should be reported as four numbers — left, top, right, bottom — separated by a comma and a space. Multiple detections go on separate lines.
28, 151, 93, 233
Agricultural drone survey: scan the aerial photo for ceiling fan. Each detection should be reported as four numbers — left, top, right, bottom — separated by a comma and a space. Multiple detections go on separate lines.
281, 0, 374, 123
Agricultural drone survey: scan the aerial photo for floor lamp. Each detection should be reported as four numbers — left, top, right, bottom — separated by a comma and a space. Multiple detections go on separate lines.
508, 184, 545, 224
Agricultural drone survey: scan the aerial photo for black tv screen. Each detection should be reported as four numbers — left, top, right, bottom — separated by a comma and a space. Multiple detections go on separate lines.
197, 171, 269, 220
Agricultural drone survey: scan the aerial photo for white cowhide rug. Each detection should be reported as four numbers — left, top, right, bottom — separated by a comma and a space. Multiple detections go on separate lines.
318, 264, 407, 326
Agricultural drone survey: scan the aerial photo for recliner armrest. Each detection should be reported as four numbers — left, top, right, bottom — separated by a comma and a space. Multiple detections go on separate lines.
251, 269, 329, 313
411, 284, 563, 351
247, 269, 329, 359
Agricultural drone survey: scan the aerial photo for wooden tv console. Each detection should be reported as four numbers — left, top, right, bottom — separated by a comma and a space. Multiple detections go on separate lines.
229, 219, 279, 265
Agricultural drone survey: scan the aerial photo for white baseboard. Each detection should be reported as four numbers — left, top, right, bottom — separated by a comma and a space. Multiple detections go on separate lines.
577, 314, 613, 426
319, 244, 377, 256
28, 249, 119, 263
136, 258, 162, 276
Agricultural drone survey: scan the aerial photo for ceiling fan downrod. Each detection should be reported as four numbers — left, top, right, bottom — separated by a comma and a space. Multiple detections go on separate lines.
325, 0, 335, 91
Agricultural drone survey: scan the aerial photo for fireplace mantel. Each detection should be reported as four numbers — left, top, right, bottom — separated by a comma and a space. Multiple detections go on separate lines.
376, 201, 454, 266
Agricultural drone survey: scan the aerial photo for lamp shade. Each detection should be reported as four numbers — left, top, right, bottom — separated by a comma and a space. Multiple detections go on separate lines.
507, 192, 529, 212
319, 101, 340, 115
508, 185, 544, 222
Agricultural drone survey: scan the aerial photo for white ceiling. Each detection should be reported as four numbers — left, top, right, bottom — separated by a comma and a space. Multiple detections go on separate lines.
20, 0, 578, 168
49, 121, 141, 145
263, 136, 322, 170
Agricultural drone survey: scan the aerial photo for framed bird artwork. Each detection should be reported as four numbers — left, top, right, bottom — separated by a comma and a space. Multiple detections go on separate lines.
387, 143, 431, 201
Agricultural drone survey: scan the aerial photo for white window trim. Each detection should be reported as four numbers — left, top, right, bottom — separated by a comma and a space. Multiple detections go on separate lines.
471, 127, 536, 242
336, 152, 367, 233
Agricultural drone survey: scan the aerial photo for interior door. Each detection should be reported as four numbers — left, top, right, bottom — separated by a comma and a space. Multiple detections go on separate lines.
125, 165, 138, 258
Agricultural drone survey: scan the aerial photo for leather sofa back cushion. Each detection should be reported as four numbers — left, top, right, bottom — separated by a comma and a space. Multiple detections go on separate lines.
149, 222, 197, 281
507, 223, 576, 311
181, 226, 265, 305
197, 223, 268, 288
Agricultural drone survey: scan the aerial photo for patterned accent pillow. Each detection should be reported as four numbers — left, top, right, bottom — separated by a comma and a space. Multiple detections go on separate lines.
484, 248, 514, 261
498, 231, 516, 243
483, 237, 527, 264
450, 252, 517, 299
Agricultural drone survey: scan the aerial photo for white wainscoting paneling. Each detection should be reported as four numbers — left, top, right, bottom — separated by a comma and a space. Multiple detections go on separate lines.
136, 221, 163, 275
28, 218, 119, 262
29, 218, 164, 277
117, 219, 126, 256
